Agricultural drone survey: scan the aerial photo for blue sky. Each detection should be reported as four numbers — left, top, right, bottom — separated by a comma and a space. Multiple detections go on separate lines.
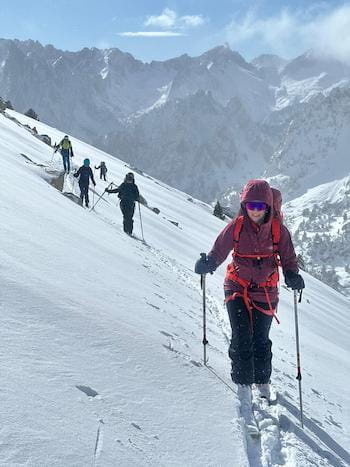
1, 0, 350, 62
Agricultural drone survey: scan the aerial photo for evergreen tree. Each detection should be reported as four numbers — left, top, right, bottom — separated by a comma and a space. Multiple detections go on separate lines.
24, 108, 39, 120
213, 201, 224, 220
5, 100, 14, 110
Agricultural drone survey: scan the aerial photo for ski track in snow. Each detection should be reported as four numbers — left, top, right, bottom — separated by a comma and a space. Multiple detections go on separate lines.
1, 110, 349, 466
115, 233, 348, 467
37, 177, 350, 466
137, 246, 350, 467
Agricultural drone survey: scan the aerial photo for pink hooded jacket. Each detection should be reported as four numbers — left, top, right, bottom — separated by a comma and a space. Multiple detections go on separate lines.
209, 180, 298, 304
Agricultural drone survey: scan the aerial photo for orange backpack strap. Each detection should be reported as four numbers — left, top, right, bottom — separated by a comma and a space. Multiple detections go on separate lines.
226, 216, 282, 327
233, 216, 244, 249
271, 218, 281, 254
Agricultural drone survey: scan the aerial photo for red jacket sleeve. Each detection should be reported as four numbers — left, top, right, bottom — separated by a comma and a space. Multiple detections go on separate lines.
208, 220, 236, 268
279, 224, 299, 274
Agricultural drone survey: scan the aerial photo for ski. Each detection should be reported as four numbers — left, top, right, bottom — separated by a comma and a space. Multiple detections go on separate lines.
252, 389, 280, 435
246, 416, 261, 438
237, 385, 261, 439
253, 386, 279, 407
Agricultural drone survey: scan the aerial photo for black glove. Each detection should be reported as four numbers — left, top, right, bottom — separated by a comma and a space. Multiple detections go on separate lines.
195, 254, 216, 275
105, 188, 110, 193
285, 270, 305, 290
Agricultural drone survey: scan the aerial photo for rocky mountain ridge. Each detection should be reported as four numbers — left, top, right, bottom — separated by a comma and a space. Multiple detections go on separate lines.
1, 38, 350, 296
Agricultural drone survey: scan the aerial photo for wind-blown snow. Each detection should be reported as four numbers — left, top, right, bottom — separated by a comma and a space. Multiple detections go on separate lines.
0, 110, 349, 466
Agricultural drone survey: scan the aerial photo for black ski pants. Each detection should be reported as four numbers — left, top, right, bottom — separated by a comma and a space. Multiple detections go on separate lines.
100, 171, 107, 181
225, 294, 273, 385
120, 200, 135, 234
79, 182, 89, 207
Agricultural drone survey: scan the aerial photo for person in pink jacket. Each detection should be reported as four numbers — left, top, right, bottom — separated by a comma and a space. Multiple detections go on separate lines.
195, 179, 304, 401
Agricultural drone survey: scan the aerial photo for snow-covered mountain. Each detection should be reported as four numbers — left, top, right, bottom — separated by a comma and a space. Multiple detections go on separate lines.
1, 39, 350, 204
106, 91, 274, 201
1, 107, 349, 466
278, 50, 350, 107
262, 85, 350, 199
2, 38, 350, 298
283, 175, 350, 297
0, 40, 273, 139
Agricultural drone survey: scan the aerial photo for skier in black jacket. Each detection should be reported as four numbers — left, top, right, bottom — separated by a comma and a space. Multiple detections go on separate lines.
105, 172, 140, 235
95, 161, 108, 181
74, 158, 96, 208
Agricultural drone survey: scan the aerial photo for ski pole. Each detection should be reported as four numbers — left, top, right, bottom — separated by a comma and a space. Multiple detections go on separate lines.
138, 202, 145, 242
92, 185, 95, 207
90, 182, 113, 211
50, 148, 57, 164
72, 172, 77, 193
294, 289, 304, 428
92, 168, 97, 206
200, 253, 209, 366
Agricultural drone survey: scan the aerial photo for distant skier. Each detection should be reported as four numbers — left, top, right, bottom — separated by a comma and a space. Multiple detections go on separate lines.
195, 179, 304, 426
95, 161, 108, 181
73, 158, 96, 208
55, 135, 74, 173
105, 172, 140, 235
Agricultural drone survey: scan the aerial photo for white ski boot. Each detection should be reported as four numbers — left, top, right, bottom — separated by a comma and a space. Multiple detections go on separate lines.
255, 383, 271, 401
237, 384, 260, 437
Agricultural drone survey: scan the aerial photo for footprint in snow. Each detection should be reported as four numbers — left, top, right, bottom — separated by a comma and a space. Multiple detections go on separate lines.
147, 302, 160, 310
76, 385, 99, 398
131, 423, 142, 431
190, 360, 202, 367
310, 417, 323, 427
326, 414, 342, 429
154, 293, 165, 300
159, 330, 174, 338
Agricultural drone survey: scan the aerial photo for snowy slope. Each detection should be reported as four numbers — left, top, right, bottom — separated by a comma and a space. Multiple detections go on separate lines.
1, 110, 349, 466
283, 175, 350, 297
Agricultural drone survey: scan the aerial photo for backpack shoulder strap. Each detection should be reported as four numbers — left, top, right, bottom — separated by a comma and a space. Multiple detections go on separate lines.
271, 218, 281, 253
233, 216, 281, 253
233, 216, 244, 246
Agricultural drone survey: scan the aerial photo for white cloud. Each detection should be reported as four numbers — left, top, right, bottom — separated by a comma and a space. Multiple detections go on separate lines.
145, 8, 177, 28
181, 15, 206, 28
144, 8, 206, 30
117, 31, 185, 37
225, 4, 350, 63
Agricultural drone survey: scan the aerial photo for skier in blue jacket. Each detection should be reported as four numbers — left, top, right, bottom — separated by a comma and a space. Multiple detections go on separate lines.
73, 158, 96, 207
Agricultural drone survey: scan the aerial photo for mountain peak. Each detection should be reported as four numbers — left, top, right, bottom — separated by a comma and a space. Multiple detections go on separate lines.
199, 45, 249, 67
